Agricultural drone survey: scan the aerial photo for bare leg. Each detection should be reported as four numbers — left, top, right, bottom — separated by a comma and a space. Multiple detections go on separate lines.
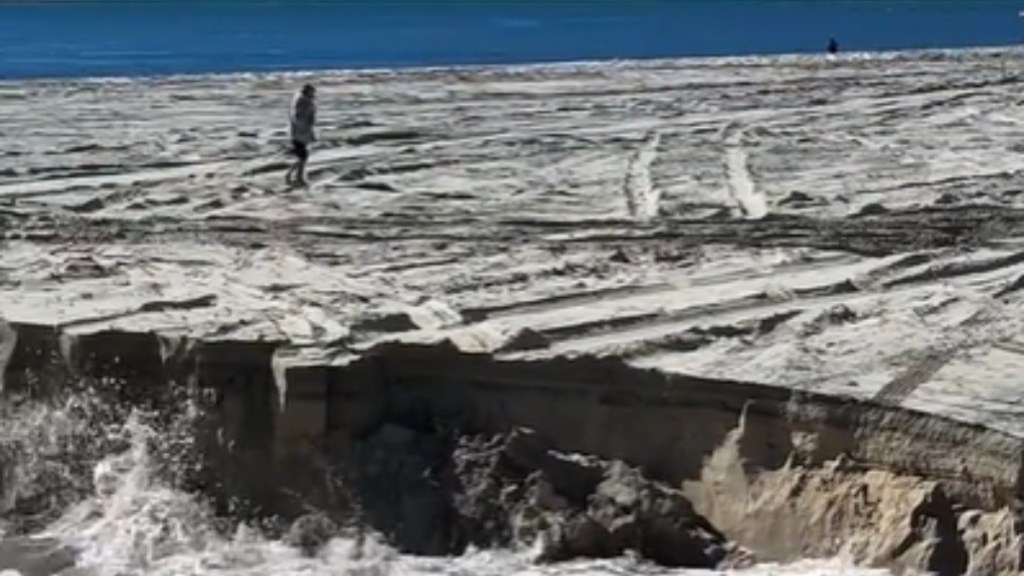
296, 157, 309, 187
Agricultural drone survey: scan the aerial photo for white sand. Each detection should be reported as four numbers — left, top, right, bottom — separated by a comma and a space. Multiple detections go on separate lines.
3, 50, 1024, 438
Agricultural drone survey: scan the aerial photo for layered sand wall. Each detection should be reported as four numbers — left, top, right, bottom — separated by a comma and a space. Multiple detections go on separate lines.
2, 319, 1023, 573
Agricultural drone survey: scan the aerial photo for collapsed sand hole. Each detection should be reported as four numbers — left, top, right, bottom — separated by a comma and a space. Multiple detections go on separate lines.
1, 324, 1024, 573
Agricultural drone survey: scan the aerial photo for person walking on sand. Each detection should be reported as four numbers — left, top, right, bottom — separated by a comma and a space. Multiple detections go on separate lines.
286, 83, 317, 188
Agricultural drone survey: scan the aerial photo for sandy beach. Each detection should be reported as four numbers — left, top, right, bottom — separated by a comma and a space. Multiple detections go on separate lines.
6, 50, 1024, 418
4, 49, 1024, 573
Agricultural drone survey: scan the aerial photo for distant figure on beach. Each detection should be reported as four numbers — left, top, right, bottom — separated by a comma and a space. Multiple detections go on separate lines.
827, 38, 839, 55
286, 83, 317, 188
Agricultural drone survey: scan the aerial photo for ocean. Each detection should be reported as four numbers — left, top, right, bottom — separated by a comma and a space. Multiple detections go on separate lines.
1, 0, 1024, 79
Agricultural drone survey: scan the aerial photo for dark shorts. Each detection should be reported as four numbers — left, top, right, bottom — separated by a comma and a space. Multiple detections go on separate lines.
291, 140, 309, 161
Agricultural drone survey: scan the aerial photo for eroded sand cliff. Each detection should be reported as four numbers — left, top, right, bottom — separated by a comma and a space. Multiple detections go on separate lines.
5, 49, 1024, 573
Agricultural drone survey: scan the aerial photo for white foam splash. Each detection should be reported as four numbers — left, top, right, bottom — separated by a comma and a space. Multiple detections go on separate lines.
25, 414, 894, 576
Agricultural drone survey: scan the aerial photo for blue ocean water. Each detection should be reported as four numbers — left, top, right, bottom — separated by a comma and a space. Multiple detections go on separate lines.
1, 1, 1024, 79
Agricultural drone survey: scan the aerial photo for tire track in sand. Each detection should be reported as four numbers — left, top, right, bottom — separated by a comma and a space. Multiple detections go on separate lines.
722, 123, 768, 220
624, 130, 662, 221
872, 307, 993, 406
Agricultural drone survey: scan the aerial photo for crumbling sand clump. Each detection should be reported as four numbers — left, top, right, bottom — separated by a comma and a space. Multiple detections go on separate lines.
686, 406, 1024, 575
